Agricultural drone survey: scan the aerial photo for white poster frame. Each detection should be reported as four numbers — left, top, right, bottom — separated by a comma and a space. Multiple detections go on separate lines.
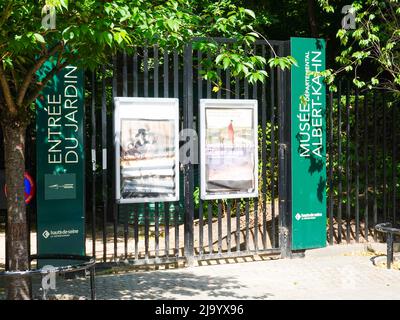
200, 99, 258, 200
114, 97, 180, 203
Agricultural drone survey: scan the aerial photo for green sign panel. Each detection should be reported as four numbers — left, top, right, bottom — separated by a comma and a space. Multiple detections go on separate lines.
36, 58, 85, 263
290, 37, 327, 250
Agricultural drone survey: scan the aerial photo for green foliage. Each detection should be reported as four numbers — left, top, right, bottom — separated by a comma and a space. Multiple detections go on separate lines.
0, 0, 297, 123
318, 0, 400, 98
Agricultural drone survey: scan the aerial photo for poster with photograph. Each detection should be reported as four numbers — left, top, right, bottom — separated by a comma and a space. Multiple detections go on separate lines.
114, 98, 179, 203
200, 99, 258, 200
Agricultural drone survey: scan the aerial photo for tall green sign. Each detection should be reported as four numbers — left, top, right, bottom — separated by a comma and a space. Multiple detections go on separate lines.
290, 37, 327, 250
36, 57, 85, 263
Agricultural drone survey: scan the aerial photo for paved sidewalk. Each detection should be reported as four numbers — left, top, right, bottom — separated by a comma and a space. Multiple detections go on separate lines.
2, 243, 400, 300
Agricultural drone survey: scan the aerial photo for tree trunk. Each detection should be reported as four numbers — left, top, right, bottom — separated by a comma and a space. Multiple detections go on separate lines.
307, 0, 319, 38
2, 122, 32, 300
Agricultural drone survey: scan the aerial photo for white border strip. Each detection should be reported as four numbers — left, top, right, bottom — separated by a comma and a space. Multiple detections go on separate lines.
200, 99, 258, 200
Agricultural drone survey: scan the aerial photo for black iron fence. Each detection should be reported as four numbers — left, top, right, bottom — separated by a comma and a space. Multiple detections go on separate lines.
86, 39, 288, 265
0, 38, 399, 270
327, 82, 399, 245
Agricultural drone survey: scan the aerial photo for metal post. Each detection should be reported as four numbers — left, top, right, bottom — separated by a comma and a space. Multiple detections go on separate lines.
91, 70, 97, 259
90, 266, 96, 300
278, 41, 292, 258
183, 43, 195, 266
387, 232, 393, 269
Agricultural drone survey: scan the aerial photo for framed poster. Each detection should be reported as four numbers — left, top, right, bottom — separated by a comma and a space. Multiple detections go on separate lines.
200, 99, 258, 200
114, 97, 180, 203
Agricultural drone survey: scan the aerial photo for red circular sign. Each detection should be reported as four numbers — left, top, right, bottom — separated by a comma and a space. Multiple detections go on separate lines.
4, 172, 35, 205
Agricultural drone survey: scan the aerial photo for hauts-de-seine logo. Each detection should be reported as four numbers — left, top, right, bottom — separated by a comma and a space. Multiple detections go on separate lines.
295, 212, 323, 221
42, 229, 79, 239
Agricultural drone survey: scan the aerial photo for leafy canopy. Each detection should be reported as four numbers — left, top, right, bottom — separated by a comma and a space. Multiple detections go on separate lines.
318, 0, 400, 96
0, 0, 297, 123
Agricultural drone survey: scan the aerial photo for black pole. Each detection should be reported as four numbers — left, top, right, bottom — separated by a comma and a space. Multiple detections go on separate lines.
183, 43, 194, 266
91, 70, 97, 259
278, 41, 292, 258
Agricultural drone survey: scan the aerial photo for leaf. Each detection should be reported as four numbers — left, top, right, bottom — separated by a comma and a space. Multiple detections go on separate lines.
212, 86, 220, 93
244, 9, 256, 19
223, 57, 231, 70
33, 33, 45, 43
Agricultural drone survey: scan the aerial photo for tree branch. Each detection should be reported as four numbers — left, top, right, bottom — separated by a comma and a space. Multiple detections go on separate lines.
11, 68, 18, 92
16, 42, 64, 107
23, 60, 69, 108
0, 63, 17, 116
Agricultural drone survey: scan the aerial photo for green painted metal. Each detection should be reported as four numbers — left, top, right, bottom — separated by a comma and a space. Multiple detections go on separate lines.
290, 37, 327, 250
36, 57, 85, 265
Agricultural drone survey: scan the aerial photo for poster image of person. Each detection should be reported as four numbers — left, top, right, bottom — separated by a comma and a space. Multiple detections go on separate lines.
205, 107, 256, 195
120, 119, 176, 200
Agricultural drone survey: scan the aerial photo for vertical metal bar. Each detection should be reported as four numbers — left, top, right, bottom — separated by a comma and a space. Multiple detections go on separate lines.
235, 74, 241, 253
174, 203, 179, 257
277, 42, 291, 257
208, 203, 213, 254
217, 68, 222, 99
253, 45, 258, 100
387, 232, 393, 269
337, 81, 343, 243
236, 201, 240, 252
133, 51, 138, 97
227, 201, 231, 253
154, 45, 159, 98
226, 61, 231, 99
244, 76, 250, 253
155, 203, 159, 259
235, 77, 240, 99
328, 91, 334, 245
112, 55, 118, 261
134, 205, 139, 260
252, 55, 259, 251
355, 87, 360, 242
123, 52, 128, 97
345, 81, 351, 244
373, 92, 378, 240
218, 200, 222, 254
244, 76, 249, 98
164, 51, 169, 98
101, 66, 107, 262
392, 103, 397, 225
364, 95, 369, 241
154, 47, 160, 259
91, 71, 97, 258
173, 50, 178, 261
199, 200, 204, 256
183, 44, 194, 264
124, 209, 128, 260
198, 49, 203, 257
253, 199, 259, 252
144, 203, 149, 261
270, 52, 276, 248
207, 52, 211, 98
144, 47, 149, 97
174, 50, 179, 98
122, 53, 128, 260
245, 199, 250, 252
90, 266, 96, 300
164, 203, 170, 257
383, 92, 387, 221
261, 45, 267, 250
